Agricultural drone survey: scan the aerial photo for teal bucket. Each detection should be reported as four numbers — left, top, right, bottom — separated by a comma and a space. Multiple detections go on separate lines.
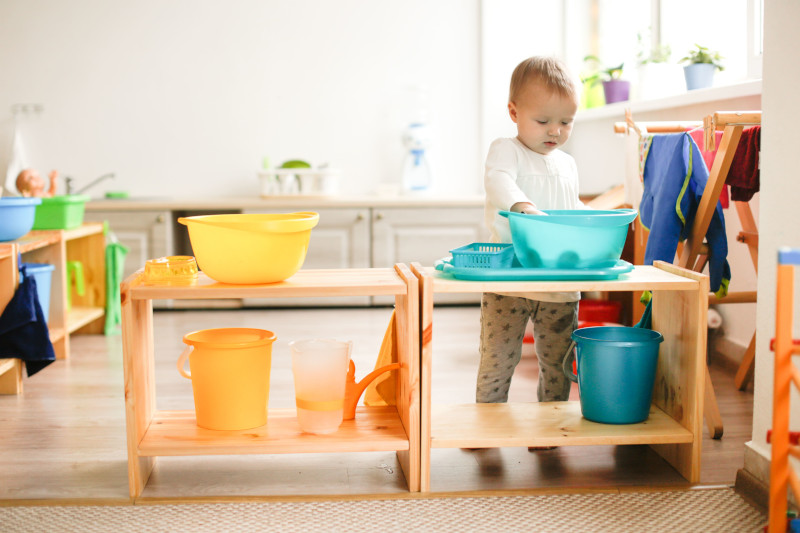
563, 326, 663, 424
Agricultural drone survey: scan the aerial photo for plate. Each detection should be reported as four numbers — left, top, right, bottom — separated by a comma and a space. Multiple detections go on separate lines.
434, 258, 634, 281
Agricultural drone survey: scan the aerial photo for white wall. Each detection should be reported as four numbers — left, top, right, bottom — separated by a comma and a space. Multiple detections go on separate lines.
479, 1, 566, 154
748, 0, 800, 477
0, 0, 479, 198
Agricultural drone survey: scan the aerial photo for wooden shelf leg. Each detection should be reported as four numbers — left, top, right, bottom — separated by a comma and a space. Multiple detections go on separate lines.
704, 367, 724, 439
0, 359, 23, 395
122, 291, 157, 498
734, 332, 757, 391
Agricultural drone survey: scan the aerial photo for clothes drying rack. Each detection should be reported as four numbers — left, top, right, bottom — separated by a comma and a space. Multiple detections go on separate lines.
614, 110, 762, 439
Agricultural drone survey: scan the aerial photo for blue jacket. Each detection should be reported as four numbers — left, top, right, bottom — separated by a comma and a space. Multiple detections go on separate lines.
639, 133, 730, 295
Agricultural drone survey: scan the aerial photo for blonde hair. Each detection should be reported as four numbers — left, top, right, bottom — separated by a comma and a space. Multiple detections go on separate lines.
508, 56, 577, 103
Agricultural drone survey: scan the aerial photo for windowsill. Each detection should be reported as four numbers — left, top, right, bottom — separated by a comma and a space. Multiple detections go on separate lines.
575, 79, 762, 122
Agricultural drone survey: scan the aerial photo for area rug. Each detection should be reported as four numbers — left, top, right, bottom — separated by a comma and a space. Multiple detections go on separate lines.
0, 487, 765, 532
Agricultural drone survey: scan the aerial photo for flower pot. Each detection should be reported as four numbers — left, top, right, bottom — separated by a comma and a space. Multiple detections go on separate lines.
602, 80, 630, 104
683, 63, 716, 91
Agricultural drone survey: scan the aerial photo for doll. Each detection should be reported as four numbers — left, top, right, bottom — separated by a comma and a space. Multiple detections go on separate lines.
15, 168, 58, 197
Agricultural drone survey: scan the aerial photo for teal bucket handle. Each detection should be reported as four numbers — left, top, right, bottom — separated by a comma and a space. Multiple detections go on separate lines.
562, 340, 577, 383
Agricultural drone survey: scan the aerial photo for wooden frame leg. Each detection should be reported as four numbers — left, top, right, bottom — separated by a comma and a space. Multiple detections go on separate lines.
704, 367, 724, 439
121, 293, 157, 498
0, 359, 23, 395
734, 332, 756, 391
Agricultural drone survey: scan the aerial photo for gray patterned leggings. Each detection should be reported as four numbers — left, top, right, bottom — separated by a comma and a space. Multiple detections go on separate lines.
476, 293, 578, 403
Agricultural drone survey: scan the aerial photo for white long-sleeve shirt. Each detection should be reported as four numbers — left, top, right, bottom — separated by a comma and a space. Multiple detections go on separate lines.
483, 137, 584, 302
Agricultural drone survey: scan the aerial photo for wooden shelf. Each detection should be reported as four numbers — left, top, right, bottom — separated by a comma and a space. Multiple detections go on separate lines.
128, 268, 407, 300
0, 358, 16, 376
412, 260, 709, 491
121, 264, 420, 497
430, 402, 693, 449
424, 264, 699, 294
67, 306, 104, 333
48, 326, 65, 344
139, 406, 410, 457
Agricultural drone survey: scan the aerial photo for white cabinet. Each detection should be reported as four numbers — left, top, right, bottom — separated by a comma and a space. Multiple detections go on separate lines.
83, 210, 173, 308
371, 206, 489, 304
83, 210, 172, 280
242, 207, 371, 306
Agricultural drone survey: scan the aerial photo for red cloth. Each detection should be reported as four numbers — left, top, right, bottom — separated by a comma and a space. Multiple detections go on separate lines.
728, 126, 761, 201
689, 128, 729, 208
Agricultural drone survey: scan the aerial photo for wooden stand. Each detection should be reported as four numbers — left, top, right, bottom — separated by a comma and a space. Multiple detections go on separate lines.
120, 266, 420, 498
0, 224, 105, 393
615, 111, 762, 439
411, 261, 708, 492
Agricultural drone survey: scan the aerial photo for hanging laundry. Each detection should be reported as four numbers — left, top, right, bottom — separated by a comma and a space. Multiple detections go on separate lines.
104, 241, 128, 335
688, 128, 729, 208
639, 132, 731, 296
728, 126, 761, 202
0, 264, 56, 376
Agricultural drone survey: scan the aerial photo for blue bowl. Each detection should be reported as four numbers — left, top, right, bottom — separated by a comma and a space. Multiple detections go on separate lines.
499, 208, 637, 268
0, 197, 42, 242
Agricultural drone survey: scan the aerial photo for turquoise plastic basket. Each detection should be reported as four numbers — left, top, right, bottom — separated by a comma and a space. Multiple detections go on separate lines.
499, 209, 638, 269
449, 243, 515, 269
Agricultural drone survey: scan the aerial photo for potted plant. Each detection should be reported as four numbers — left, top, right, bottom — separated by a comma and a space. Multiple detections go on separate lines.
582, 55, 630, 104
679, 44, 724, 91
635, 33, 682, 100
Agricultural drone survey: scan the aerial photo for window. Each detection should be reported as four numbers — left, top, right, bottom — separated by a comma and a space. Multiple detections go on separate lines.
564, 0, 762, 99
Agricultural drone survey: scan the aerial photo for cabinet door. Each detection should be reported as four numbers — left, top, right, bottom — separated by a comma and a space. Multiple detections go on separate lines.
371, 207, 489, 304
242, 208, 371, 307
83, 210, 173, 308
84, 210, 172, 280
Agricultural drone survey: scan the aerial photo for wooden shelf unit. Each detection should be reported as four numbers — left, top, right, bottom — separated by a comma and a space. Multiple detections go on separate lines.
411, 261, 708, 492
0, 243, 22, 394
18, 223, 106, 359
120, 266, 420, 497
0, 224, 106, 393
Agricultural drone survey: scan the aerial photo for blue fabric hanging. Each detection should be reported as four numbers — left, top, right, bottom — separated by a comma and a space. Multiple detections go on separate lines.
0, 264, 56, 376
639, 132, 731, 296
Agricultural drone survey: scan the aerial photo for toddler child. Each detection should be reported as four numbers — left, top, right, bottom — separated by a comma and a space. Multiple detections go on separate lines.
478, 56, 584, 408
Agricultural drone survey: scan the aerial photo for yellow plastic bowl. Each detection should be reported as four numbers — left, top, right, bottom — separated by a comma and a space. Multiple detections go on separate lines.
178, 212, 319, 284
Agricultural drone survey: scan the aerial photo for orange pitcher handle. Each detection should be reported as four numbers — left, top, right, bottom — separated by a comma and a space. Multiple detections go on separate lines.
177, 346, 193, 379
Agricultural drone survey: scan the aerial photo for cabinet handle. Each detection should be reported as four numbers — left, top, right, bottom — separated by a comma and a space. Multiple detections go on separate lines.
156, 215, 165, 223
355, 213, 365, 222
374, 212, 383, 221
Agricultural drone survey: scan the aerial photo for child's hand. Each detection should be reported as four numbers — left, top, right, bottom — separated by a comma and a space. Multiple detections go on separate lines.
510, 201, 547, 216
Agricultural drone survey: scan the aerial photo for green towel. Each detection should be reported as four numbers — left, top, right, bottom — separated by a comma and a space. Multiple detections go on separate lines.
104, 242, 128, 335
635, 296, 653, 330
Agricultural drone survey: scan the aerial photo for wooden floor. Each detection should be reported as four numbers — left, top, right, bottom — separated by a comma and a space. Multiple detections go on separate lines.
0, 305, 754, 501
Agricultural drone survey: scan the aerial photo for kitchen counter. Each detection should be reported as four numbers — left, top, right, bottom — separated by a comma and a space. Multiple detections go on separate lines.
85, 195, 487, 211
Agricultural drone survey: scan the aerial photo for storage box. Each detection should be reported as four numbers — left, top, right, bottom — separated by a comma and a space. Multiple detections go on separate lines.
578, 299, 622, 323
449, 243, 515, 269
20, 262, 55, 321
33, 195, 91, 230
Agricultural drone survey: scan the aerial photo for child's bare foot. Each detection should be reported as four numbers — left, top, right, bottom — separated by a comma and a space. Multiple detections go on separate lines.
527, 446, 557, 451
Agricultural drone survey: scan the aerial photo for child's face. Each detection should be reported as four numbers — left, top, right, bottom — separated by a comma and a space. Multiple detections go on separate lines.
508, 81, 578, 156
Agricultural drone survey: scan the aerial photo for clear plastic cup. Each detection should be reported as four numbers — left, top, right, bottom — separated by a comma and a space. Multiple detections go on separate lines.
289, 339, 352, 434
